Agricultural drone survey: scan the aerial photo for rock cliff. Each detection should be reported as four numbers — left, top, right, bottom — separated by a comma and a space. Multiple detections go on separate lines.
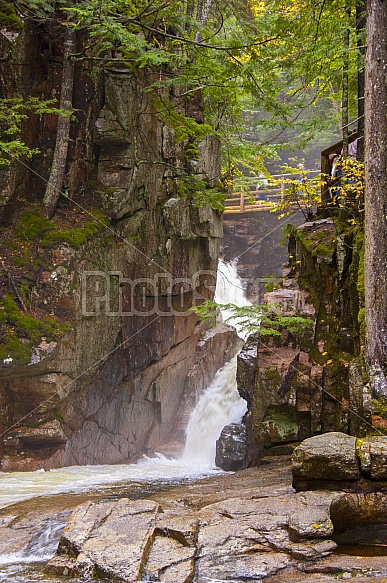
0, 20, 238, 470
219, 216, 370, 468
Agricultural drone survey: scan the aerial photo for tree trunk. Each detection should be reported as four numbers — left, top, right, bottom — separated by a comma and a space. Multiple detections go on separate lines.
364, 0, 387, 397
42, 25, 76, 218
341, 7, 350, 156
195, 0, 212, 42
356, 1, 366, 162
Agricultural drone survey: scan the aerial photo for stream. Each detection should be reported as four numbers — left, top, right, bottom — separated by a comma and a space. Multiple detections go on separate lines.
0, 260, 249, 581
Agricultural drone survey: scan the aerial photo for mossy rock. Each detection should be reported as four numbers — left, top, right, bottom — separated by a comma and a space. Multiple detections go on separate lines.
0, 2, 22, 29
0, 295, 70, 365
260, 405, 299, 446
16, 210, 53, 240
16, 207, 108, 249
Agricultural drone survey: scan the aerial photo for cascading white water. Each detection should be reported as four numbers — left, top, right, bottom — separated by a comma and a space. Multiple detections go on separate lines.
181, 356, 245, 464
214, 258, 252, 342
182, 259, 250, 465
215, 259, 251, 309
0, 518, 66, 566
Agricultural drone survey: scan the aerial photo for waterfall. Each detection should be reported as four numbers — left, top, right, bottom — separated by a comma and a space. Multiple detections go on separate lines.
214, 258, 252, 341
215, 259, 250, 307
182, 259, 250, 465
0, 260, 250, 516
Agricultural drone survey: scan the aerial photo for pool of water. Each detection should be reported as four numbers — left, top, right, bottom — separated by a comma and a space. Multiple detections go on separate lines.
335, 544, 387, 557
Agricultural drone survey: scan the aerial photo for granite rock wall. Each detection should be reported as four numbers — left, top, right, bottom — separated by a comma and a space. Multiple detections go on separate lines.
0, 22, 234, 470
217, 217, 369, 469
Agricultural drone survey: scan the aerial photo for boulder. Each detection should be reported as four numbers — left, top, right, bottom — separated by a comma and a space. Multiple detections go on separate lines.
369, 437, 387, 480
48, 499, 162, 581
288, 491, 341, 540
39, 457, 387, 583
264, 288, 315, 317
144, 515, 198, 583
356, 436, 387, 480
215, 421, 247, 471
47, 488, 349, 583
292, 432, 361, 491
293, 433, 387, 492
236, 337, 258, 407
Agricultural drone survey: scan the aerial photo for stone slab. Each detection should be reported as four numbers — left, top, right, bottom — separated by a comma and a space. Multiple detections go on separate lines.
292, 432, 360, 481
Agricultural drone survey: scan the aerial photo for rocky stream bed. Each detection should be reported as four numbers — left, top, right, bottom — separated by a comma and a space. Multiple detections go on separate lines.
1, 448, 387, 583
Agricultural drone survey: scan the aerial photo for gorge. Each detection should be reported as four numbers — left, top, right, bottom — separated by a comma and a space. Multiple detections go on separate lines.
0, 16, 242, 470
1, 1, 387, 581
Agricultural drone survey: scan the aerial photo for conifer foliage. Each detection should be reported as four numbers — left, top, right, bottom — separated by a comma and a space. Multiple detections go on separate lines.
0, 0, 362, 214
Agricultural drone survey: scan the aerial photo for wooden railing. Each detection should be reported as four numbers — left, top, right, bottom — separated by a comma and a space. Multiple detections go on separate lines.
225, 138, 360, 213
223, 190, 280, 214
224, 171, 319, 214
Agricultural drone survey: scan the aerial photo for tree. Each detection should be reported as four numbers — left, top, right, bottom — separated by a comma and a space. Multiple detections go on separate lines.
0, 0, 365, 215
356, 1, 366, 162
42, 23, 76, 218
341, 6, 351, 157
364, 0, 387, 397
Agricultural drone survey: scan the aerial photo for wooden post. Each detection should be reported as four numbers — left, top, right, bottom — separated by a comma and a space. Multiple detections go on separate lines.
281, 180, 285, 202
240, 190, 245, 212
321, 152, 331, 203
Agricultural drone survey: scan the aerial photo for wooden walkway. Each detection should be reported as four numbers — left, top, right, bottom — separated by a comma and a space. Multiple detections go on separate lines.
224, 170, 320, 214
225, 135, 360, 214
223, 192, 280, 214
320, 132, 358, 203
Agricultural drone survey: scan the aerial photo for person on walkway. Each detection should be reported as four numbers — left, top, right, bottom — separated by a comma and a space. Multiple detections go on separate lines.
341, 128, 358, 158
256, 173, 269, 201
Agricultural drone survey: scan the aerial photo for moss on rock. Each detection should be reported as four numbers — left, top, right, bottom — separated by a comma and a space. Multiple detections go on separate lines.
16, 207, 108, 249
0, 295, 70, 364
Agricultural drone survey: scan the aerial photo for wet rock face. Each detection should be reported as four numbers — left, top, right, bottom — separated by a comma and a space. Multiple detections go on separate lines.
48, 499, 200, 583
248, 341, 324, 453
236, 335, 258, 408
0, 26, 228, 471
2, 456, 387, 583
0, 324, 239, 471
215, 422, 247, 471
292, 432, 387, 492
232, 272, 329, 464
232, 218, 369, 463
47, 491, 341, 582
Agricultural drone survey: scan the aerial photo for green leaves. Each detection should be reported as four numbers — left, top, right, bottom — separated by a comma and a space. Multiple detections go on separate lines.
270, 159, 321, 220
3, 0, 363, 199
0, 98, 67, 165
191, 299, 313, 338
68, 0, 187, 70
177, 175, 227, 210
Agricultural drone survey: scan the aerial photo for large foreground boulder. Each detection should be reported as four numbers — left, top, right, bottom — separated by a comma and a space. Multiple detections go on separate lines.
46, 484, 387, 582
47, 491, 343, 582
292, 431, 387, 491
47, 498, 198, 582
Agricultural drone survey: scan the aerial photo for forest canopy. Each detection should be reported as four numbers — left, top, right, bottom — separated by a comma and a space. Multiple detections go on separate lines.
0, 0, 362, 181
